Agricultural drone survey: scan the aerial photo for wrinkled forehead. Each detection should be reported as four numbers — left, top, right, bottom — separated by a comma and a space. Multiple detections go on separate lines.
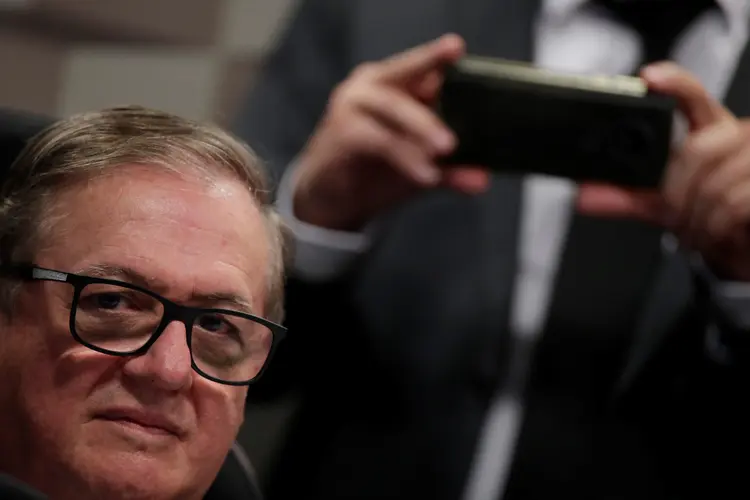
32, 165, 270, 310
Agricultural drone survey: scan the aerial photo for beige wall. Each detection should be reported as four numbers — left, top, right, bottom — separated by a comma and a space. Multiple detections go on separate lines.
0, 0, 298, 124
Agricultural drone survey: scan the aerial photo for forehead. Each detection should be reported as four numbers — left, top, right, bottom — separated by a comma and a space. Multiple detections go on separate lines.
33, 165, 269, 310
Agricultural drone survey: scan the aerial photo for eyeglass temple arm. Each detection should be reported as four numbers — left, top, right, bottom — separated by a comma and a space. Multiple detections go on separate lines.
0, 265, 69, 283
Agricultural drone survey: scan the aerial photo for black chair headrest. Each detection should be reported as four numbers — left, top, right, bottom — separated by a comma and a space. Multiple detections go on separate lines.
0, 108, 54, 176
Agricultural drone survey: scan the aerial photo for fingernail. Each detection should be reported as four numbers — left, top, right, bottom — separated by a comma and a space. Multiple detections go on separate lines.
433, 131, 455, 152
441, 33, 464, 49
642, 62, 676, 81
416, 165, 441, 184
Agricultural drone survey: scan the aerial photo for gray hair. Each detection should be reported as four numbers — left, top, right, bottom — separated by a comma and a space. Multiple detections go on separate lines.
0, 105, 288, 323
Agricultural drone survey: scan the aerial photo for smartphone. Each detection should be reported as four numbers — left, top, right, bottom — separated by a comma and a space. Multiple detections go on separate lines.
436, 56, 676, 188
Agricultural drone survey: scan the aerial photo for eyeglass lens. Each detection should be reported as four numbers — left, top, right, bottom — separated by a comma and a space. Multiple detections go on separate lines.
73, 282, 273, 383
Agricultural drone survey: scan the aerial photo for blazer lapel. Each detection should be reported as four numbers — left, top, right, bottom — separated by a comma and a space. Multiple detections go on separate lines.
613, 252, 694, 398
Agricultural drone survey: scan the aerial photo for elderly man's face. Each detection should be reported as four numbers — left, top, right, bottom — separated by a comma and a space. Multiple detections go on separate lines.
0, 166, 269, 499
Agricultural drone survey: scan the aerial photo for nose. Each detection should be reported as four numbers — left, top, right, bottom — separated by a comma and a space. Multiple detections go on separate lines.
121, 321, 193, 392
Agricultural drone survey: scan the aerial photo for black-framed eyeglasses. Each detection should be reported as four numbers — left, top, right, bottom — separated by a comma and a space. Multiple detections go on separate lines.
4, 265, 286, 386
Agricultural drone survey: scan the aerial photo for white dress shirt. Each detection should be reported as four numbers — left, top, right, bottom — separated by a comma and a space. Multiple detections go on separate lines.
276, 1, 750, 498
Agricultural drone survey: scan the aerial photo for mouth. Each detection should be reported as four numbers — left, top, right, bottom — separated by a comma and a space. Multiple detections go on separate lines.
95, 408, 185, 438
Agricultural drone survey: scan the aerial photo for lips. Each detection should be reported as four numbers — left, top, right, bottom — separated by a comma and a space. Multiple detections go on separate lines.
95, 408, 186, 438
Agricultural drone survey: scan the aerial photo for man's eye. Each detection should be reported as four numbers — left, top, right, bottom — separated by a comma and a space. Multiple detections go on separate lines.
94, 293, 122, 309
198, 315, 228, 333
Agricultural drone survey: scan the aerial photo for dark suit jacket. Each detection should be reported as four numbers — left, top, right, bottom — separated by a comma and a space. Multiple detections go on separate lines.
237, 2, 750, 498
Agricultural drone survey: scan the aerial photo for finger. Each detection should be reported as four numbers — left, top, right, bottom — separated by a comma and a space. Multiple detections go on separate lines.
377, 130, 444, 186
686, 127, 750, 205
688, 140, 750, 240
441, 165, 490, 193
703, 181, 750, 244
350, 115, 441, 185
357, 85, 455, 154
662, 120, 743, 215
641, 62, 733, 131
379, 34, 465, 84
577, 183, 666, 223
412, 69, 444, 103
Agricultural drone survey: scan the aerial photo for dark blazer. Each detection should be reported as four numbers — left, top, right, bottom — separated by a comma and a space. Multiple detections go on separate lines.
238, 2, 750, 497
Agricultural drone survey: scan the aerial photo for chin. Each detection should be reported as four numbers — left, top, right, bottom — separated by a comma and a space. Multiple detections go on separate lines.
84, 459, 196, 500
73, 443, 198, 500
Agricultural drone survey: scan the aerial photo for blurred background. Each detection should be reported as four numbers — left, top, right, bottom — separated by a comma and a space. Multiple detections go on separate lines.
0, 0, 299, 477
0, 0, 297, 124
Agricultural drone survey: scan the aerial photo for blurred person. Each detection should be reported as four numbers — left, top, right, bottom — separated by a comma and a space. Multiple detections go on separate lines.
0, 106, 288, 500
237, 0, 750, 499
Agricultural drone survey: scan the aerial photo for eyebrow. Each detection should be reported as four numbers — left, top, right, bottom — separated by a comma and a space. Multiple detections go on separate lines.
78, 264, 255, 313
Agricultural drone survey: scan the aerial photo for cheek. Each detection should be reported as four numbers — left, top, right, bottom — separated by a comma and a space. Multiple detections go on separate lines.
16, 349, 121, 455
16, 304, 116, 402
13, 287, 119, 410
21, 347, 121, 415
191, 381, 246, 454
